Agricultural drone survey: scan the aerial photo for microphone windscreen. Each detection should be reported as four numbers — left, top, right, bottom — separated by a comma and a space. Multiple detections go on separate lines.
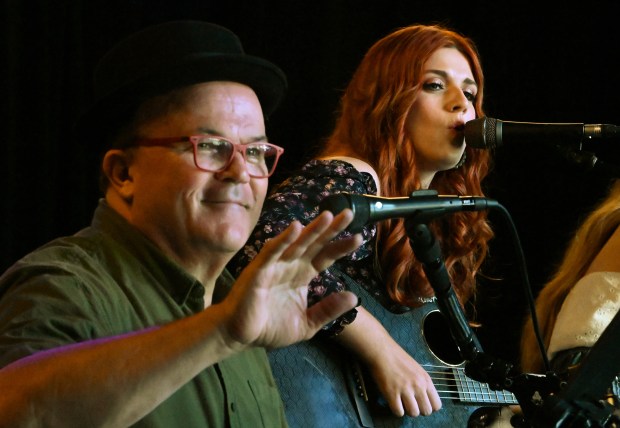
318, 193, 368, 233
318, 193, 351, 215
465, 117, 499, 149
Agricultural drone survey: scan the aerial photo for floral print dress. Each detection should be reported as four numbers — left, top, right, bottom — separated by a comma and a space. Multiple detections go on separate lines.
229, 159, 393, 335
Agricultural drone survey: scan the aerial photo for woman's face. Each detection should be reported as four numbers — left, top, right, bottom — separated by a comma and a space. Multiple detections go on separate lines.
405, 47, 478, 188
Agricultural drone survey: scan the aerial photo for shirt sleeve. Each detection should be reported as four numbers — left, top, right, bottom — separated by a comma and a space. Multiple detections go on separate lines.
0, 265, 112, 367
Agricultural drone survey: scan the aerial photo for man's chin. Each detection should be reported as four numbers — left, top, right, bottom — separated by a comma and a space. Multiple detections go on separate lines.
210, 227, 252, 252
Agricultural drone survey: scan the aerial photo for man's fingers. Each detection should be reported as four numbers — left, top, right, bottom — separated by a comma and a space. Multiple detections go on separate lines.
279, 211, 333, 261
281, 209, 355, 261
311, 234, 363, 273
305, 290, 359, 332
254, 220, 304, 264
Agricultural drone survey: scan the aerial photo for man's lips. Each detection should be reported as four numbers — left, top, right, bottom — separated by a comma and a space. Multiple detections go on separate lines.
203, 199, 251, 209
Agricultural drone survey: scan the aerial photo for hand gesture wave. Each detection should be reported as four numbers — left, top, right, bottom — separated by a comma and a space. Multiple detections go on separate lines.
221, 209, 362, 350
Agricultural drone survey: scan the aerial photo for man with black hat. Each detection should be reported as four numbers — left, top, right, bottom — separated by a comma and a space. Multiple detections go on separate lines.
0, 21, 362, 427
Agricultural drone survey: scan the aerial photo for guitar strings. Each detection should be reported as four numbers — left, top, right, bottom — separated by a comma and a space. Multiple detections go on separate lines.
424, 365, 518, 404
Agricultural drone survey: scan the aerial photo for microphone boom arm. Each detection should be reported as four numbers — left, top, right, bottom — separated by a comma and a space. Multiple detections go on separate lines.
406, 220, 483, 361
405, 217, 519, 391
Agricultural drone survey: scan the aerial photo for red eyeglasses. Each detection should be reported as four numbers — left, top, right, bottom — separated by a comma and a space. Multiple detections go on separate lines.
133, 135, 284, 178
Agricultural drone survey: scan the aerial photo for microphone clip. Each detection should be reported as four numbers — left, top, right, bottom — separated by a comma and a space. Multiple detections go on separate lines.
406, 189, 448, 224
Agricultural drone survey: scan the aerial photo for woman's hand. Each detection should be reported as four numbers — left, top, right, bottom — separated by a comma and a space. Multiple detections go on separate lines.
337, 306, 442, 417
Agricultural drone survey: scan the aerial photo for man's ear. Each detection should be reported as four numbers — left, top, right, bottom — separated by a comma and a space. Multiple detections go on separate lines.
102, 149, 134, 199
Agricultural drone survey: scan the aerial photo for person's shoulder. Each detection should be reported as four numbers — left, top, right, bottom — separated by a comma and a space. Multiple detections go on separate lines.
0, 227, 123, 298
560, 272, 620, 317
3, 232, 100, 272
549, 271, 620, 356
312, 157, 379, 194
571, 271, 620, 297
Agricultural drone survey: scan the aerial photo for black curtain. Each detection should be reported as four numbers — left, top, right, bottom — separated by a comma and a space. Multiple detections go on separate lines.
4, 0, 620, 364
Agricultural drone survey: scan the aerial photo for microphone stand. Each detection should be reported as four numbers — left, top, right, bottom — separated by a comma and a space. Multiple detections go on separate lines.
404, 217, 617, 427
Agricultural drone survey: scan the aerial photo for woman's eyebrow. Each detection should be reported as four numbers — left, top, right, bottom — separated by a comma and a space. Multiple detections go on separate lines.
426, 69, 477, 87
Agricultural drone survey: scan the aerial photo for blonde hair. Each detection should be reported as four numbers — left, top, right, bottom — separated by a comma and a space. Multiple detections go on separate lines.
520, 179, 620, 373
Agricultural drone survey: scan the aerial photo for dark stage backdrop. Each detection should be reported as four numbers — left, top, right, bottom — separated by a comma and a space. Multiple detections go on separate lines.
3, 0, 620, 365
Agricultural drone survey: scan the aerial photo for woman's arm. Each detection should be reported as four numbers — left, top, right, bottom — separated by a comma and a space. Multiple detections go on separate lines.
334, 306, 442, 417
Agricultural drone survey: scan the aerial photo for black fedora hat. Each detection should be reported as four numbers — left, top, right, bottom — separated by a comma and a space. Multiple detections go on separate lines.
76, 20, 287, 147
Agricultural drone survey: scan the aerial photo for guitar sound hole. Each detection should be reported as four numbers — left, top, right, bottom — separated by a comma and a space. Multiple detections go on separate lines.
422, 309, 464, 366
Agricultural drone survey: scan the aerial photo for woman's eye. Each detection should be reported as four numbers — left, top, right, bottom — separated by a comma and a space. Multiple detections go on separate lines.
423, 81, 444, 91
464, 91, 476, 102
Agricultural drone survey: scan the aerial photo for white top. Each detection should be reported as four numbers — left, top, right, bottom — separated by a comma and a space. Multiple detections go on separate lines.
547, 271, 620, 360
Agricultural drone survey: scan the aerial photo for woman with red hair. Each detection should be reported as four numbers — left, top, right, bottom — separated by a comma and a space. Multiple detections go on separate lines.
230, 23, 494, 425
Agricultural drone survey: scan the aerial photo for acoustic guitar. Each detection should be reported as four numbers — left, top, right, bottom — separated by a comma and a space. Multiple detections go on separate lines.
268, 278, 518, 427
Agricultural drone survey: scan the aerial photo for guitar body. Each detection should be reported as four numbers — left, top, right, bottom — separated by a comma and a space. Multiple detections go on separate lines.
269, 282, 516, 427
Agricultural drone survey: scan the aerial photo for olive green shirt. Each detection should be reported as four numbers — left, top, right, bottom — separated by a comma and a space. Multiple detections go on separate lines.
0, 200, 287, 427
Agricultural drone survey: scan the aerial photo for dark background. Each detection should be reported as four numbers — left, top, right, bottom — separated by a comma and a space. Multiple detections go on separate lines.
4, 0, 620, 366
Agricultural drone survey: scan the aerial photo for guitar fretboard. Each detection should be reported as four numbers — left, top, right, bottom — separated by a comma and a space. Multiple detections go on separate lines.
426, 364, 518, 405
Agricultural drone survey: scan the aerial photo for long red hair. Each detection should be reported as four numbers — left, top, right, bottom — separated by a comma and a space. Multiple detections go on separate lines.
320, 24, 493, 306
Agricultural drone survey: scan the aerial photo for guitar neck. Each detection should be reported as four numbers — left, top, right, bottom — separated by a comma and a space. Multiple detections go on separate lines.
427, 364, 518, 405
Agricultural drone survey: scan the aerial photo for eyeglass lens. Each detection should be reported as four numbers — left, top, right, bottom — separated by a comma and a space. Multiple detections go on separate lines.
194, 137, 278, 177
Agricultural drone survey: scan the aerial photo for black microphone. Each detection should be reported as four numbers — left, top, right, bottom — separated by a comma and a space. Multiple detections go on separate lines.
318, 190, 498, 233
465, 117, 620, 149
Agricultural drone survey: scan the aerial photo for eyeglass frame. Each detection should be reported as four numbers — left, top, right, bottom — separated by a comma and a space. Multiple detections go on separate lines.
131, 135, 285, 178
